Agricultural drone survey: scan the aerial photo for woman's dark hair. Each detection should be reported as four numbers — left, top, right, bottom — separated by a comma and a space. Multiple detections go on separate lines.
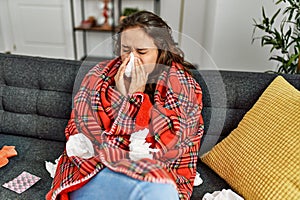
114, 11, 195, 102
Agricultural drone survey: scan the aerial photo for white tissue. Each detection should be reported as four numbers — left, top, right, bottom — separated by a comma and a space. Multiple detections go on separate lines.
66, 133, 95, 159
194, 171, 203, 186
129, 128, 159, 161
125, 52, 134, 77
45, 156, 60, 178
202, 189, 244, 200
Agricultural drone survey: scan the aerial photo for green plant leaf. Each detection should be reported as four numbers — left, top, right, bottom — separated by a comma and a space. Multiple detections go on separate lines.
271, 9, 281, 25
252, 0, 300, 74
276, 0, 284, 5
255, 24, 267, 30
287, 53, 300, 66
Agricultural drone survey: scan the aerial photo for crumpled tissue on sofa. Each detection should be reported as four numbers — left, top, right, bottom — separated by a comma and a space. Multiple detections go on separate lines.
203, 189, 244, 200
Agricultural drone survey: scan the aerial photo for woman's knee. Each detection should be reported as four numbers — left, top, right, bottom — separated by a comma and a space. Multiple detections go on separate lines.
130, 182, 179, 200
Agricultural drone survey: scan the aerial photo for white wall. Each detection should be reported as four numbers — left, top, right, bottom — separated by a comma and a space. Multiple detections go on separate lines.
178, 0, 280, 72
205, 0, 279, 72
0, 0, 14, 53
0, 0, 282, 72
0, 19, 4, 52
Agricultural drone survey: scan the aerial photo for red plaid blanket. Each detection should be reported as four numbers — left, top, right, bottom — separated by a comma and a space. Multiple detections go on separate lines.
46, 58, 204, 200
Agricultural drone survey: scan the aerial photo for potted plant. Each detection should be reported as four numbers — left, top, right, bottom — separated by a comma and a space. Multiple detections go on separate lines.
120, 7, 139, 22
252, 0, 300, 74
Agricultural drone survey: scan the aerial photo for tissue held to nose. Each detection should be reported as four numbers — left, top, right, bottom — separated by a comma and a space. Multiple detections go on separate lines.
125, 52, 135, 77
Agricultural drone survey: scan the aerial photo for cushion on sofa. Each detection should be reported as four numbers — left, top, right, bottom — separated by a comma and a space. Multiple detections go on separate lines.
201, 76, 300, 199
0, 54, 81, 141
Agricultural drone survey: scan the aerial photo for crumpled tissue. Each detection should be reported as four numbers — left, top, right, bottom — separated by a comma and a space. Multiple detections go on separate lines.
129, 128, 158, 161
46, 134, 95, 178
45, 157, 60, 178
194, 171, 203, 186
66, 133, 95, 159
203, 189, 244, 200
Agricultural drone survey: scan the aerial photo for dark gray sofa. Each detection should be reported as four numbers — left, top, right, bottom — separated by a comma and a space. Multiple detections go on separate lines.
0, 53, 299, 200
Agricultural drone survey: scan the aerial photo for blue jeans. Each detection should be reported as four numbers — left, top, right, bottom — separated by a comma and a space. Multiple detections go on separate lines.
69, 168, 179, 200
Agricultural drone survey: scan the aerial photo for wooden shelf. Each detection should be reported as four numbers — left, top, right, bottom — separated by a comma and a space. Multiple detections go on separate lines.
74, 25, 114, 32
70, 0, 160, 60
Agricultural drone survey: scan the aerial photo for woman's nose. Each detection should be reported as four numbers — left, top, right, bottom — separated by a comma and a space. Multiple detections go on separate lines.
131, 51, 136, 57
132, 51, 140, 59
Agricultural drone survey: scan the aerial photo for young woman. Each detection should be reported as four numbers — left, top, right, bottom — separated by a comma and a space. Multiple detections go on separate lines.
47, 11, 204, 200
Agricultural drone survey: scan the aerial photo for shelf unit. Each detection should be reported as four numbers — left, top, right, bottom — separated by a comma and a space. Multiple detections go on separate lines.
70, 0, 160, 60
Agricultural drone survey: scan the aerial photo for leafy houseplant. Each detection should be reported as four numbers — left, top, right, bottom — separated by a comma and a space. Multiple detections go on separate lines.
120, 8, 139, 22
122, 8, 139, 17
252, 0, 300, 74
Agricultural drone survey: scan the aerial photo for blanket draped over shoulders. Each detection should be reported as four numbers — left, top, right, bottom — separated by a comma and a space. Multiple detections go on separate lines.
46, 58, 204, 200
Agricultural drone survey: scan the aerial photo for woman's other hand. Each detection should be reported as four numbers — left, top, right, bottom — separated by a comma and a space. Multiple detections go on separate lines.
128, 57, 149, 94
115, 56, 129, 96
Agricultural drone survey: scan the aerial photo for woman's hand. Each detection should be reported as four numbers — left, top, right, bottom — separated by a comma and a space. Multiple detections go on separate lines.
115, 55, 149, 96
115, 56, 129, 96
128, 57, 149, 94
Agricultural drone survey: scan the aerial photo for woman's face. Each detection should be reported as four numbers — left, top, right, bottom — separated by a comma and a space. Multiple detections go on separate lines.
120, 27, 158, 74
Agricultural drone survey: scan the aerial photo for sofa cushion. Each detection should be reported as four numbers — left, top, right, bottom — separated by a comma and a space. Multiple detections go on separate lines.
201, 76, 300, 199
0, 53, 81, 141
197, 70, 300, 155
0, 134, 65, 199
0, 111, 69, 141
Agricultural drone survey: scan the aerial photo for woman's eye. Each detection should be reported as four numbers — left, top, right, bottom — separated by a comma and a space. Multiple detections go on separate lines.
138, 51, 147, 55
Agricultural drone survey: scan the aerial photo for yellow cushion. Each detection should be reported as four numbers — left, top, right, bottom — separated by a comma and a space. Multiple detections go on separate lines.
201, 76, 300, 200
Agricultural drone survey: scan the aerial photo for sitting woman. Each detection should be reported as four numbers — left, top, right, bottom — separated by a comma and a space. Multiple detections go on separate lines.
47, 11, 204, 200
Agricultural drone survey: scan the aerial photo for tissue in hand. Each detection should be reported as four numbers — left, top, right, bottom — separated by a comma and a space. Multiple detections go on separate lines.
124, 52, 134, 77
66, 133, 94, 159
